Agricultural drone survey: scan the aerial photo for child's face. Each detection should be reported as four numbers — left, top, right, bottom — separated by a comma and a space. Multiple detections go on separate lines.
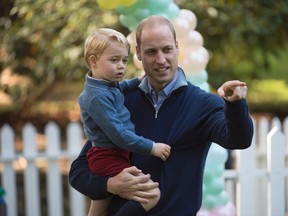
92, 41, 129, 82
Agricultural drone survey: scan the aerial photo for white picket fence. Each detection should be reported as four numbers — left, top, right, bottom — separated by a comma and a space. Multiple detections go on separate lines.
0, 116, 287, 216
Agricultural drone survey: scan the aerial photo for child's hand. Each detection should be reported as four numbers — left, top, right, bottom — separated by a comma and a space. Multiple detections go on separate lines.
152, 143, 171, 161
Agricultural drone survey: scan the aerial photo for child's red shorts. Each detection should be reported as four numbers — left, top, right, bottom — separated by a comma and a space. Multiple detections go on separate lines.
87, 147, 131, 177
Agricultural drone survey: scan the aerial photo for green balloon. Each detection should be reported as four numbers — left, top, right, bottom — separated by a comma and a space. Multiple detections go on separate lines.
218, 191, 229, 206
203, 194, 217, 209
119, 14, 138, 31
150, 0, 170, 13
186, 70, 208, 85
203, 166, 214, 184
166, 2, 180, 19
208, 178, 224, 195
134, 8, 150, 20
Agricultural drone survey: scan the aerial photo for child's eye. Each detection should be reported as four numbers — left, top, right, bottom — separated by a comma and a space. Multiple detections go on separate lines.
111, 58, 118, 63
123, 59, 128, 64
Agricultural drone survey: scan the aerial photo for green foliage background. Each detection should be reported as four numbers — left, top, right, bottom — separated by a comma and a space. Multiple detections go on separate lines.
1, 0, 121, 83
184, 0, 288, 85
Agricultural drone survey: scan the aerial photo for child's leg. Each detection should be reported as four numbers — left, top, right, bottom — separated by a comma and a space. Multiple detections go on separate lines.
87, 197, 111, 216
115, 201, 146, 216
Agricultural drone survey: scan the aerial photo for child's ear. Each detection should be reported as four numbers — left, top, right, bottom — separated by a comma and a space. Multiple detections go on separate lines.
89, 55, 97, 67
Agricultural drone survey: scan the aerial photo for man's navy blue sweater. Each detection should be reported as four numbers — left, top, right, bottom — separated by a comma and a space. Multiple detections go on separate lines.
69, 70, 254, 215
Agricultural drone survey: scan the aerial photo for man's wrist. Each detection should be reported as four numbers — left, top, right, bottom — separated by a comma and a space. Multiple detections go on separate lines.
150, 142, 156, 155
107, 176, 116, 195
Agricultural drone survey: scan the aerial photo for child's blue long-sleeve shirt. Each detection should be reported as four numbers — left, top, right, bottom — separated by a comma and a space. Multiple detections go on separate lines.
78, 72, 154, 155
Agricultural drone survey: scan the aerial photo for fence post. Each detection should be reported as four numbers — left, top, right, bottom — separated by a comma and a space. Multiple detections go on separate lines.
45, 122, 63, 216
283, 117, 288, 154
67, 122, 86, 216
271, 117, 282, 129
236, 132, 256, 216
0, 124, 17, 216
267, 126, 285, 216
258, 117, 269, 156
23, 123, 40, 216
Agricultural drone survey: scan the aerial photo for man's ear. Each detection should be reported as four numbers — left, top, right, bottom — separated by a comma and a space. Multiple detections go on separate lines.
176, 41, 179, 55
136, 46, 141, 61
89, 55, 97, 67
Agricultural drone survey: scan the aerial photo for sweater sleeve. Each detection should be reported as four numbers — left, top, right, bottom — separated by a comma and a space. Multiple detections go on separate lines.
119, 77, 140, 94
87, 92, 154, 155
223, 99, 254, 149
210, 98, 254, 149
68, 140, 110, 200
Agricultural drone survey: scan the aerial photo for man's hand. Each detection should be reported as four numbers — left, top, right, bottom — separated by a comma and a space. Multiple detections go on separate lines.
217, 80, 247, 102
107, 166, 159, 203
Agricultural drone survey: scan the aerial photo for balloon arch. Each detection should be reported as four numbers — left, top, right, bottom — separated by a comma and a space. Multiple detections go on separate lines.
97, 0, 235, 215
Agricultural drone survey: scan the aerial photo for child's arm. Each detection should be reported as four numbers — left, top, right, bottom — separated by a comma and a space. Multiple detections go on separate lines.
119, 72, 146, 94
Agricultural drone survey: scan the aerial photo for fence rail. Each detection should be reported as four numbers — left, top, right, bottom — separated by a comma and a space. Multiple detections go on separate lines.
0, 116, 287, 216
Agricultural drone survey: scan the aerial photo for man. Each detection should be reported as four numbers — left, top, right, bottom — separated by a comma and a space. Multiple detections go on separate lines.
69, 15, 254, 215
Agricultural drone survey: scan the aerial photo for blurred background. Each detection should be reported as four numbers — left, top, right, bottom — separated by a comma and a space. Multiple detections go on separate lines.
0, 0, 288, 215
0, 0, 288, 130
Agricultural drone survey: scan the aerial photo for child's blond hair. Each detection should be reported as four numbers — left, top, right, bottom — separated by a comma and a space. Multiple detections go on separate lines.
84, 28, 130, 68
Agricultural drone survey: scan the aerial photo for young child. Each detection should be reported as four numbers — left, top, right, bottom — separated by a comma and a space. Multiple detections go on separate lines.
78, 28, 171, 216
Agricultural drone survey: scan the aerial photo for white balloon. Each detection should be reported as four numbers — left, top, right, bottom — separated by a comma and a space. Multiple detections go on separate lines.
171, 16, 191, 40
179, 9, 197, 30
186, 30, 204, 49
198, 47, 210, 65
180, 47, 209, 75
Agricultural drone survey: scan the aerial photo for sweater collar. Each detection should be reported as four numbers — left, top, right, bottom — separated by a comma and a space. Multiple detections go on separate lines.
139, 67, 188, 94
85, 71, 118, 89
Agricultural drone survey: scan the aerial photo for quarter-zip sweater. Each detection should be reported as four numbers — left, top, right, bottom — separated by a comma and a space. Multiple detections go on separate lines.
78, 73, 154, 155
69, 68, 254, 216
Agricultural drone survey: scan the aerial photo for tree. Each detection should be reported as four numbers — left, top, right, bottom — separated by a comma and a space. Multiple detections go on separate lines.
0, 0, 120, 83
178, 0, 288, 86
0, 0, 127, 110
1, 0, 288, 111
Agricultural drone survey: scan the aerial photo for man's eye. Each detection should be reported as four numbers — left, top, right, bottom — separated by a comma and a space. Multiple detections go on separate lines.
164, 47, 172, 52
145, 50, 155, 55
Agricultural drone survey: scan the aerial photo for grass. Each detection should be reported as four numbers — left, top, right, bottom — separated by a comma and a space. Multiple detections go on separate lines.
249, 80, 288, 102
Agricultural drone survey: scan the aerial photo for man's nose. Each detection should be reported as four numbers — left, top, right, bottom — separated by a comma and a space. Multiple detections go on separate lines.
155, 52, 166, 64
